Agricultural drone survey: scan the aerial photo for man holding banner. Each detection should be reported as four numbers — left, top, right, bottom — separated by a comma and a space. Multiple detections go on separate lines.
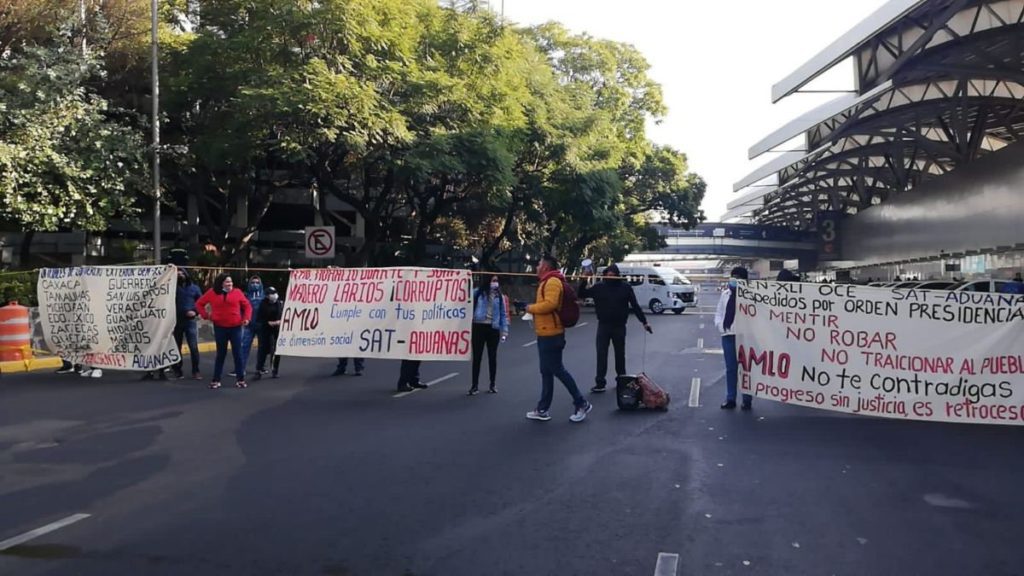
716, 266, 752, 411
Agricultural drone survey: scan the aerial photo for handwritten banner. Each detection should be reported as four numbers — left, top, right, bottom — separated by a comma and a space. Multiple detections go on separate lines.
37, 265, 180, 371
276, 267, 472, 361
735, 281, 1024, 425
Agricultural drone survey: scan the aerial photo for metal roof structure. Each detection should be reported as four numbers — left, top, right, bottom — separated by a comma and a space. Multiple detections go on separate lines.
731, 0, 1024, 229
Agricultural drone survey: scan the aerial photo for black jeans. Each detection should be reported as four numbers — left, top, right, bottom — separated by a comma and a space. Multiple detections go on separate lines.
595, 323, 626, 386
397, 360, 421, 388
256, 328, 280, 373
471, 323, 501, 388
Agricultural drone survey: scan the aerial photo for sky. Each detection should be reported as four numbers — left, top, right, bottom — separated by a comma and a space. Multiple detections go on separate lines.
495, 0, 890, 221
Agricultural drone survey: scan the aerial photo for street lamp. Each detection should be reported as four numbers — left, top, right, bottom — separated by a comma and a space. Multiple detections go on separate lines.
151, 0, 161, 264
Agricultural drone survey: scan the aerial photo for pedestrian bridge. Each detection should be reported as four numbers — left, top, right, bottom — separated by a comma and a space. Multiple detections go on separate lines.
649, 223, 817, 260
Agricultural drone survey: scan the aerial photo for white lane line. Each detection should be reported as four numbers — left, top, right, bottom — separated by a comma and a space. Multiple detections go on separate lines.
393, 373, 459, 398
697, 337, 704, 349
699, 323, 705, 330
0, 513, 91, 551
688, 377, 701, 408
574, 322, 589, 328
654, 552, 680, 576
523, 340, 537, 348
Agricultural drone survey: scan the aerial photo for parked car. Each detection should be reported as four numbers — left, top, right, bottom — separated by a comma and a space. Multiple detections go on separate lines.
913, 281, 958, 290
952, 279, 1012, 293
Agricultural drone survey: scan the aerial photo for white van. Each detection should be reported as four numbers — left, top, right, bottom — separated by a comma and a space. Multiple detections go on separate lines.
595, 265, 698, 314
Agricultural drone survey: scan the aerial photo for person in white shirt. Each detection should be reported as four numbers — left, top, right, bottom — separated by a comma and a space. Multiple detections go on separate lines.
715, 266, 751, 410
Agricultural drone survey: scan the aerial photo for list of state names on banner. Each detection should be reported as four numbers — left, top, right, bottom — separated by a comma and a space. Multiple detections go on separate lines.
735, 281, 1024, 425
277, 267, 472, 361
37, 265, 179, 370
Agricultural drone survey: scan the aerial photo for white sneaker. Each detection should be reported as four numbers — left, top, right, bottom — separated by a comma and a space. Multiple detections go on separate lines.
79, 369, 93, 378
90, 369, 103, 378
526, 410, 551, 421
570, 402, 593, 423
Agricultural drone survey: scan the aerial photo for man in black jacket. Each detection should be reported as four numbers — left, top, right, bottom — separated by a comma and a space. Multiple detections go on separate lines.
579, 264, 653, 393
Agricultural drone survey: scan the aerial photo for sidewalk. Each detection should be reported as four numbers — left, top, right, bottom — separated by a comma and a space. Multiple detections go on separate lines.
0, 342, 220, 375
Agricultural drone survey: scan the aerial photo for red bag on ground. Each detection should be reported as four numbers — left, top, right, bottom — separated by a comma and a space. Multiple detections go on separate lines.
637, 372, 670, 410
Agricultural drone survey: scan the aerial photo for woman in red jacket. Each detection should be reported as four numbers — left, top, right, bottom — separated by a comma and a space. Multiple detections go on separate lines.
196, 273, 253, 389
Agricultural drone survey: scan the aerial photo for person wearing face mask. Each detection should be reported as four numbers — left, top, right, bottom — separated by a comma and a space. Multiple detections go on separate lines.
172, 267, 203, 379
468, 275, 510, 395
715, 266, 752, 410
196, 273, 253, 389
577, 263, 652, 393
239, 274, 264, 375
254, 286, 283, 379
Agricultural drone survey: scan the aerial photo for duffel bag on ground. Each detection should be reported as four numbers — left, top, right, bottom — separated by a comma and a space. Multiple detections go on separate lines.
637, 372, 670, 410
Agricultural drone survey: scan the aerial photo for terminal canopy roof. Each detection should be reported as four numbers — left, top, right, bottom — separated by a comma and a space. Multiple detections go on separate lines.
731, 0, 1024, 229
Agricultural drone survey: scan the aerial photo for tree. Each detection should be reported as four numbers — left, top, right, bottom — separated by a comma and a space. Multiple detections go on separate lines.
0, 39, 149, 233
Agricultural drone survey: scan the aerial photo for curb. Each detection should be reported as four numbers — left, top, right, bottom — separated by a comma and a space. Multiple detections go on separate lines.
0, 342, 221, 375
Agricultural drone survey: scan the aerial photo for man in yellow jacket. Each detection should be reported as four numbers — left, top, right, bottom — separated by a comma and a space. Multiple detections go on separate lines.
525, 255, 592, 423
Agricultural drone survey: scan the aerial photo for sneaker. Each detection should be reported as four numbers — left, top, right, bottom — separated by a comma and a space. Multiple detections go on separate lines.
467, 387, 479, 396
141, 372, 155, 381
236, 380, 247, 388
192, 372, 202, 380
526, 410, 551, 421
259, 369, 269, 375
410, 382, 428, 389
210, 381, 222, 389
271, 371, 279, 379
173, 371, 185, 380
720, 401, 737, 410
253, 372, 263, 381
741, 402, 753, 411
56, 366, 76, 375
90, 369, 103, 378
570, 402, 593, 423
354, 370, 363, 377
332, 368, 346, 377
396, 383, 415, 393
590, 384, 607, 393
488, 386, 498, 394
79, 369, 93, 378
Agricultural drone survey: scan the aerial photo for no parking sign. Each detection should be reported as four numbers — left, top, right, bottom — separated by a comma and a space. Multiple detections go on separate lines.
305, 226, 335, 259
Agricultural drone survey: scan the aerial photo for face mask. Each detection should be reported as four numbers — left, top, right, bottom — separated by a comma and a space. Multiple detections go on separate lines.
250, 282, 261, 290
267, 294, 279, 303
728, 279, 738, 288
490, 283, 499, 291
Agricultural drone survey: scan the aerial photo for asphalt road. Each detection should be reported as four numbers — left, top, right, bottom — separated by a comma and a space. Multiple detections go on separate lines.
1, 308, 1022, 576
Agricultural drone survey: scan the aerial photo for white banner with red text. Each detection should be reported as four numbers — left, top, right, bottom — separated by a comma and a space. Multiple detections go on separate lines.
37, 265, 180, 371
276, 267, 472, 361
734, 281, 1024, 425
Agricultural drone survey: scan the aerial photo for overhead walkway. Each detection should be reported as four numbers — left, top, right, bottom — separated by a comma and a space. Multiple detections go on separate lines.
645, 224, 817, 260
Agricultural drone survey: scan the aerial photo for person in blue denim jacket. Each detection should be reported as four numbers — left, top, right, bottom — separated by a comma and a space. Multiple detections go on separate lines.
468, 275, 510, 395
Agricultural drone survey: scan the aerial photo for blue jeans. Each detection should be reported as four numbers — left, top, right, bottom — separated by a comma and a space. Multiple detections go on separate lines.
240, 325, 259, 370
536, 334, 586, 412
213, 326, 245, 382
173, 317, 200, 374
722, 335, 752, 405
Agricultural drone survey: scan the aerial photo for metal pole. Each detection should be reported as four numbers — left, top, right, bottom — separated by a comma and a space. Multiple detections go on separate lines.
151, 0, 161, 264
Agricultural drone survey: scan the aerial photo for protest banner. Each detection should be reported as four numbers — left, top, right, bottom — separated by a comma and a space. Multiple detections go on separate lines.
735, 281, 1024, 425
37, 265, 180, 371
276, 267, 472, 361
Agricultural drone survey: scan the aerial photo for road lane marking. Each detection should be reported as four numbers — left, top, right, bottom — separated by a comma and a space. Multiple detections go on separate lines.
393, 373, 459, 398
699, 323, 705, 329
697, 337, 704, 349
0, 513, 91, 552
523, 340, 537, 348
574, 322, 589, 328
688, 377, 701, 407
654, 552, 680, 576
